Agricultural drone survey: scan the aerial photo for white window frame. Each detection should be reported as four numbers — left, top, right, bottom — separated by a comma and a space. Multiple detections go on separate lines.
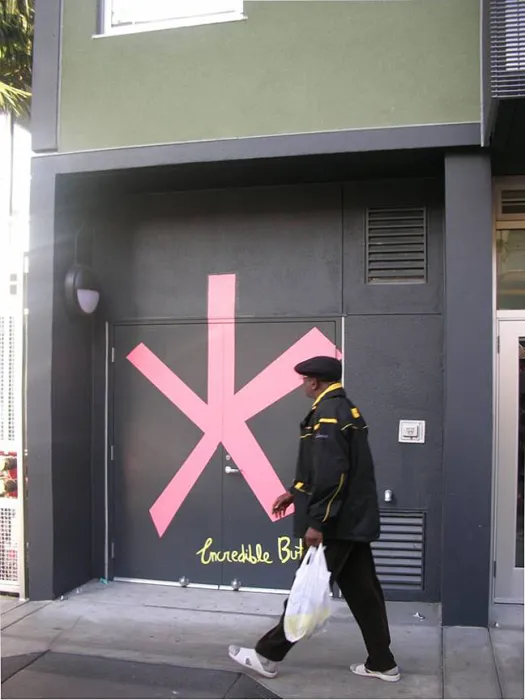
494, 177, 525, 225
101, 0, 245, 36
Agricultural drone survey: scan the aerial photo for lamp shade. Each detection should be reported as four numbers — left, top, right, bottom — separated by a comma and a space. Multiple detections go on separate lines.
77, 288, 100, 314
64, 264, 100, 316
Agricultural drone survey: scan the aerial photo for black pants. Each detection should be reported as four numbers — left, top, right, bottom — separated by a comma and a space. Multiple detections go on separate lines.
255, 541, 397, 672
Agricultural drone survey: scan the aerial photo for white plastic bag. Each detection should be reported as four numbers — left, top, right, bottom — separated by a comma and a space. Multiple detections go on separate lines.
283, 545, 332, 643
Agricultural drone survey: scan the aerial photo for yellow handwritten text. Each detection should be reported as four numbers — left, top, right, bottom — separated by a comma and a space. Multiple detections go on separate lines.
277, 536, 304, 564
197, 538, 273, 565
196, 536, 304, 565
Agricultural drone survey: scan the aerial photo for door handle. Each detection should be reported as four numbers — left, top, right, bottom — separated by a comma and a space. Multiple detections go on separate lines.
225, 465, 241, 475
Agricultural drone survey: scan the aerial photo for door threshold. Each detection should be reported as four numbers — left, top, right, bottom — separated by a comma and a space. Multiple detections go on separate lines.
114, 577, 290, 594
490, 602, 524, 629
219, 585, 290, 594
115, 577, 219, 590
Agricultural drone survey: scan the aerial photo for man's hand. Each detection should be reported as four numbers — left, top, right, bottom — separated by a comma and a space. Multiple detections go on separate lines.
304, 526, 323, 548
272, 491, 294, 519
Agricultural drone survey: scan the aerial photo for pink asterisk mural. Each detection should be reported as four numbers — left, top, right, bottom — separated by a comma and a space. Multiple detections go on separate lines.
127, 274, 341, 537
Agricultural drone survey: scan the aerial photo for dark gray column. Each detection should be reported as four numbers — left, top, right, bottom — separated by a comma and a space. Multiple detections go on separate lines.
443, 152, 493, 627
26, 161, 56, 599
26, 161, 95, 599
50, 193, 94, 597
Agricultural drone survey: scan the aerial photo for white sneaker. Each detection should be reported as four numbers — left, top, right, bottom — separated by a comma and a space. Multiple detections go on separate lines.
350, 662, 401, 682
228, 645, 278, 679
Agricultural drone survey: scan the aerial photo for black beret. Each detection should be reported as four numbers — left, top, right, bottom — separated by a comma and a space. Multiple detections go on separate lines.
294, 356, 342, 382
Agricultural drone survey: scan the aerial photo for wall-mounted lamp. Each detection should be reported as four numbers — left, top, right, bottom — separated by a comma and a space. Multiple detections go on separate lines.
64, 264, 100, 317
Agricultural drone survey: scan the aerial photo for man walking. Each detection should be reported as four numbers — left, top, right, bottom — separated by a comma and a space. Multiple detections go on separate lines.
228, 356, 399, 682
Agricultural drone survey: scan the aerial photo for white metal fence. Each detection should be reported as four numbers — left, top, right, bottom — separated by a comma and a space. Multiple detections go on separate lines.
0, 260, 24, 595
0, 497, 19, 592
0, 114, 30, 597
0, 314, 16, 449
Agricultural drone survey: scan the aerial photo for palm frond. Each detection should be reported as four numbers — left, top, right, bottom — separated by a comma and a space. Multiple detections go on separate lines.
0, 0, 34, 115
0, 80, 30, 115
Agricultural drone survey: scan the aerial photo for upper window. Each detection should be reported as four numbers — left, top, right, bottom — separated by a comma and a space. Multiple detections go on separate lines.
102, 0, 244, 35
495, 180, 525, 310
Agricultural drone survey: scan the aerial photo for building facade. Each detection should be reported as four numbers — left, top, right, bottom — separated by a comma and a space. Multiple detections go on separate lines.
26, 0, 524, 626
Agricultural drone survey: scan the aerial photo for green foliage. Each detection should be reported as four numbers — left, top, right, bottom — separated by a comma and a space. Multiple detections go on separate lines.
0, 0, 34, 115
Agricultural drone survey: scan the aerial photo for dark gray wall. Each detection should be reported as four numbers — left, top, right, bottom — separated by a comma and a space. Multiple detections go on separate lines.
28, 163, 446, 600
343, 180, 443, 315
341, 179, 444, 599
93, 185, 344, 321
90, 179, 444, 600
91, 314, 107, 580
26, 161, 94, 599
443, 152, 493, 627
345, 315, 443, 601
28, 138, 494, 617
27, 161, 56, 599
51, 205, 93, 595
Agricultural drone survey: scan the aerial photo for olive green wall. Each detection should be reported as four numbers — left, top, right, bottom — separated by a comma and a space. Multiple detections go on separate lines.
59, 0, 481, 152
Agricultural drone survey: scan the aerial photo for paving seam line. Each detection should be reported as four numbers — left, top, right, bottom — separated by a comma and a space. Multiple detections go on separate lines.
488, 627, 505, 699
440, 625, 444, 699
1, 602, 52, 632
141, 603, 361, 624
0, 650, 49, 684
222, 671, 244, 699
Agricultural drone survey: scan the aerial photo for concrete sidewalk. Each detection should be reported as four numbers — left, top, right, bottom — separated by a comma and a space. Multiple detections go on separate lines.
1, 582, 523, 699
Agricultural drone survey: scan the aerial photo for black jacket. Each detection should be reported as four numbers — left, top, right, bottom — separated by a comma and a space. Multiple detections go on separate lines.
290, 383, 380, 542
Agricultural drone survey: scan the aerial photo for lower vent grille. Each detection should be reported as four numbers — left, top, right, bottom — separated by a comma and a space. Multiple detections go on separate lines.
372, 511, 425, 590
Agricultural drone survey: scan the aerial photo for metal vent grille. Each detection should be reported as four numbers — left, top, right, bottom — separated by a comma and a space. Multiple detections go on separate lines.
372, 511, 425, 590
490, 0, 525, 98
366, 207, 427, 284
501, 188, 525, 215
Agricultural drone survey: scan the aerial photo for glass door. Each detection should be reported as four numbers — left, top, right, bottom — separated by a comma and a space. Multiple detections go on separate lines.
495, 319, 525, 603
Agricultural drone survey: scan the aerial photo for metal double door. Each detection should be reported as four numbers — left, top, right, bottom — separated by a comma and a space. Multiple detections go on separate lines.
110, 318, 339, 590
